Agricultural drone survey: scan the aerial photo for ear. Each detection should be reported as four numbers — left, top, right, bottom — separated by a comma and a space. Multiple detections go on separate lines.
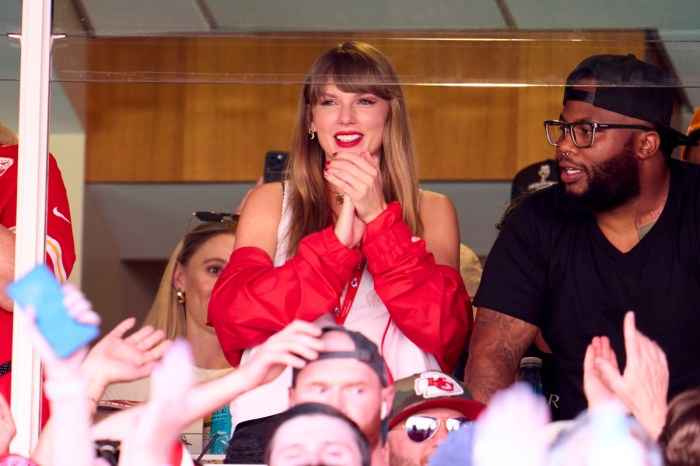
309, 121, 317, 133
172, 262, 185, 291
380, 385, 395, 420
637, 130, 661, 160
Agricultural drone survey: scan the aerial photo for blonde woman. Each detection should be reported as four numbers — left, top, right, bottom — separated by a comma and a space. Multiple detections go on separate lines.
103, 218, 237, 400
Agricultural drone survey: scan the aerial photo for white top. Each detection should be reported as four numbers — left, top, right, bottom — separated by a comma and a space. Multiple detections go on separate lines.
230, 183, 439, 428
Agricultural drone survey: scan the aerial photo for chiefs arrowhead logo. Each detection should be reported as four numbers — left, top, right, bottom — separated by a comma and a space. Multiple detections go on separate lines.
414, 371, 464, 399
0, 158, 13, 178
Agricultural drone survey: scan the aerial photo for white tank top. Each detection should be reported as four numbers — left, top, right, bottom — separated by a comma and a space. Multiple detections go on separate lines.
230, 183, 439, 427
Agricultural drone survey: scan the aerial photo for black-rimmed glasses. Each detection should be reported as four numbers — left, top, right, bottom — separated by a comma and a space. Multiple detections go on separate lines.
403, 415, 472, 443
544, 120, 654, 149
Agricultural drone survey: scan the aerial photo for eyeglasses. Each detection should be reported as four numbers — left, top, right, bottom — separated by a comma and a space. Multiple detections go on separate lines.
544, 120, 654, 149
186, 211, 239, 233
192, 211, 239, 223
403, 415, 472, 443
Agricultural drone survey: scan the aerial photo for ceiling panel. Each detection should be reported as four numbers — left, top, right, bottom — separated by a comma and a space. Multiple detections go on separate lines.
81, 0, 209, 36
508, 0, 700, 30
205, 0, 507, 31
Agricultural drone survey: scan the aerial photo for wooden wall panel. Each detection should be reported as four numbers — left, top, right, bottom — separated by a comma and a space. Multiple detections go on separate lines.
55, 31, 659, 182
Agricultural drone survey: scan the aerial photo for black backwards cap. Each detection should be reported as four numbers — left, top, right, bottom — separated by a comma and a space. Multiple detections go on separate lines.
564, 54, 697, 148
292, 326, 388, 387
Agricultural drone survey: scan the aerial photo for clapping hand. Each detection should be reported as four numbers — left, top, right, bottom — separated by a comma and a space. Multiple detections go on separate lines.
583, 311, 669, 439
82, 318, 171, 402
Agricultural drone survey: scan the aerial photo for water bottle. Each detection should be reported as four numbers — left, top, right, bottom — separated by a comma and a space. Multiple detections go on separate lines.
202, 405, 232, 455
519, 356, 544, 396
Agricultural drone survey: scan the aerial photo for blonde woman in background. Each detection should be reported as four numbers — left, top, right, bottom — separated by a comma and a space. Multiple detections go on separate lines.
103, 217, 237, 445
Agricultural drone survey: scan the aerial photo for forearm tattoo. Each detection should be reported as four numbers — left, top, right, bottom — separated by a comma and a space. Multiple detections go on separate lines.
464, 308, 536, 404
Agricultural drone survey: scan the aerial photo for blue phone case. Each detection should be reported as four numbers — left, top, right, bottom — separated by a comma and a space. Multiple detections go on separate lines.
6, 265, 99, 358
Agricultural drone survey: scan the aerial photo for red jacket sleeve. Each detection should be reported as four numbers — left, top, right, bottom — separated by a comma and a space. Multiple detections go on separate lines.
208, 226, 363, 366
361, 202, 471, 373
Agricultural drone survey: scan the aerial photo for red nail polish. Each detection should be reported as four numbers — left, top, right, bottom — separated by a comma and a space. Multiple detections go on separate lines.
326, 160, 331, 166
332, 152, 338, 157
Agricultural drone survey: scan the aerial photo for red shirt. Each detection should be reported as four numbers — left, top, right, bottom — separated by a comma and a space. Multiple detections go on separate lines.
0, 145, 76, 427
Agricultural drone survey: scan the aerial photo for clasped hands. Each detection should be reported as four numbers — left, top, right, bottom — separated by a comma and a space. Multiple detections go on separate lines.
324, 151, 388, 248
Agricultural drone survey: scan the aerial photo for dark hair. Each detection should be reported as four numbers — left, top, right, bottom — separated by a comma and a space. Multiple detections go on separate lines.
659, 387, 700, 466
264, 403, 371, 466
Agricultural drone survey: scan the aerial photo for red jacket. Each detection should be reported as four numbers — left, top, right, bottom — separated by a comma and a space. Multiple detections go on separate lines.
208, 202, 471, 372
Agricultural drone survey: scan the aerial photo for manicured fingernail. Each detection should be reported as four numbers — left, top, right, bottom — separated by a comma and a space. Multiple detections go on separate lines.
332, 152, 338, 157
326, 160, 330, 166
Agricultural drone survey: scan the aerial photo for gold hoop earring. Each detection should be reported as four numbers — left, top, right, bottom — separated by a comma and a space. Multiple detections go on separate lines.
176, 290, 186, 304
308, 128, 316, 140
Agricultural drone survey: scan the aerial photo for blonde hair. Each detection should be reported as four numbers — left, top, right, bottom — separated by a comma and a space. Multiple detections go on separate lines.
286, 41, 422, 257
143, 220, 237, 340
0, 122, 18, 146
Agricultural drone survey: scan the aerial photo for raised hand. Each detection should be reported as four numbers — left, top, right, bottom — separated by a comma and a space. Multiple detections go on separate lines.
236, 320, 324, 389
594, 311, 669, 438
82, 317, 171, 402
583, 335, 620, 409
118, 339, 194, 465
19, 283, 100, 382
325, 151, 387, 224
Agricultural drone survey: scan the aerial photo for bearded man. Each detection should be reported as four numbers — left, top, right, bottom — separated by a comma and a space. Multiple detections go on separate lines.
465, 54, 700, 419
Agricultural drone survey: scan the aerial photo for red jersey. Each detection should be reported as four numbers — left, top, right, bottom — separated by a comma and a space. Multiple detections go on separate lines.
0, 145, 76, 426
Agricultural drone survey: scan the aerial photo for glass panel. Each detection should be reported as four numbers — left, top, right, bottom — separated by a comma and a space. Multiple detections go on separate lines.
31, 1, 700, 409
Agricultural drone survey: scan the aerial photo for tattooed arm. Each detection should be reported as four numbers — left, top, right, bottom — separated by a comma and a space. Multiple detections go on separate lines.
464, 307, 538, 404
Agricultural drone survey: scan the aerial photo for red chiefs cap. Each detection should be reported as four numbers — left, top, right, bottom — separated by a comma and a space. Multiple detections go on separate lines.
387, 371, 485, 430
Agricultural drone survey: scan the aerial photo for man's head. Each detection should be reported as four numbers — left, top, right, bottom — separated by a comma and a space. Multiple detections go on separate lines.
266, 403, 371, 466
386, 371, 485, 466
547, 54, 697, 213
289, 327, 393, 450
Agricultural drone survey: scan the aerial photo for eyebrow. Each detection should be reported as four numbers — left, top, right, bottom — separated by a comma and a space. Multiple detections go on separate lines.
202, 257, 228, 264
559, 114, 595, 123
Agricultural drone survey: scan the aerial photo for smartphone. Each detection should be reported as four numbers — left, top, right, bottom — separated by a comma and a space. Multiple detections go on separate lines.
263, 151, 289, 183
7, 265, 99, 358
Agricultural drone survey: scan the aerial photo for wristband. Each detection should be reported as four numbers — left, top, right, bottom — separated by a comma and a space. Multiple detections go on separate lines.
43, 379, 88, 401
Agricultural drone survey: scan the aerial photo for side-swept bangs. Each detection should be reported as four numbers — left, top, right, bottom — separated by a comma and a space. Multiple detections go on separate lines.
304, 42, 402, 104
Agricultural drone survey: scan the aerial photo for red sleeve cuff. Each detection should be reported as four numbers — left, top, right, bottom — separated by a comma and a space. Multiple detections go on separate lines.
362, 202, 427, 275
362, 201, 403, 244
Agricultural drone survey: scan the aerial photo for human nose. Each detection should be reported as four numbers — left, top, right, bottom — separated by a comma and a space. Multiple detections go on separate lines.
324, 389, 342, 410
556, 127, 577, 160
338, 104, 356, 124
433, 423, 450, 444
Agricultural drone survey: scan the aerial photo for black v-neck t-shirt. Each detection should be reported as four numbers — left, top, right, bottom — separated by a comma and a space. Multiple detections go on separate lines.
475, 159, 700, 419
